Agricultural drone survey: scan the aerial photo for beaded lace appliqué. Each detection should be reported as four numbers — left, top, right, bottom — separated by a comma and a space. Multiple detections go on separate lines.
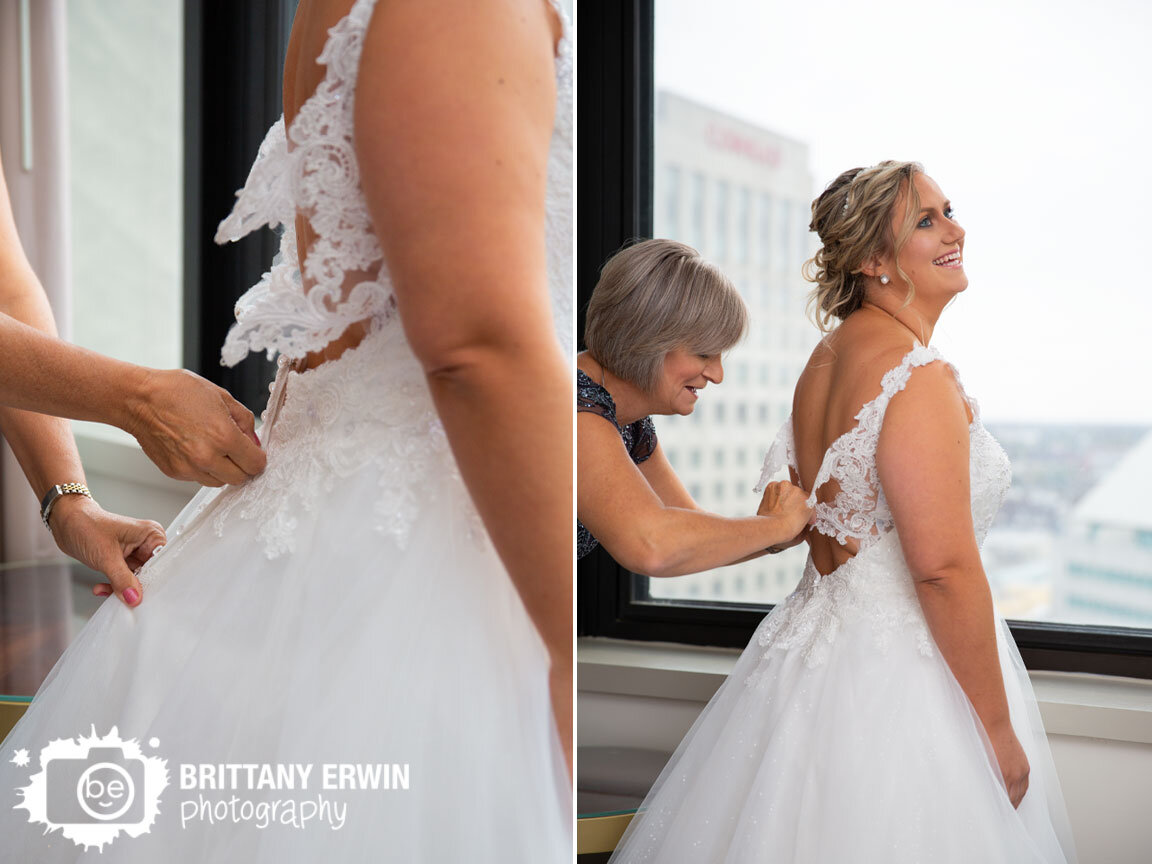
208, 333, 469, 559
745, 345, 1012, 677
215, 0, 395, 366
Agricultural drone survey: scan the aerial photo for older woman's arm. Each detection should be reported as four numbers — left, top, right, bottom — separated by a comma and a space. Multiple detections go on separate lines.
876, 359, 1029, 809
0, 148, 265, 487
0, 145, 270, 605
0, 156, 166, 604
579, 414, 810, 577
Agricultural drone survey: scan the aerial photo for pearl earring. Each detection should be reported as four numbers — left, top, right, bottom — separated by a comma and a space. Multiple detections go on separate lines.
879, 274, 890, 285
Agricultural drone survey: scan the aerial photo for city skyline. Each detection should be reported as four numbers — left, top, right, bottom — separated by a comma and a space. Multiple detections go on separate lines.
655, 0, 1152, 425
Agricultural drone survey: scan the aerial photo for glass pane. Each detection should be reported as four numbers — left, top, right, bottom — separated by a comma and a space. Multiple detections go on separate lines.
67, 0, 184, 374
650, 0, 1152, 627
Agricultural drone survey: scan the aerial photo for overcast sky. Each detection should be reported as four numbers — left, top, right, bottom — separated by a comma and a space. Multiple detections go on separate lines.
654, 0, 1152, 425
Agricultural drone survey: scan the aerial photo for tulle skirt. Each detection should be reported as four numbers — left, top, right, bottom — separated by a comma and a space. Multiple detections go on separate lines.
608, 555, 1078, 863
0, 323, 571, 862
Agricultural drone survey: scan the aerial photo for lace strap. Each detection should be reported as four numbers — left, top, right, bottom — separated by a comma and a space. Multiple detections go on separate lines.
804, 343, 945, 503
214, 118, 293, 243
545, 0, 573, 60
216, 0, 380, 246
753, 416, 797, 494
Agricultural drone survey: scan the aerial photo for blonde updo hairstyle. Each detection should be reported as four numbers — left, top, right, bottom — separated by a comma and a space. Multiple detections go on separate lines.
804, 160, 925, 333
584, 239, 748, 394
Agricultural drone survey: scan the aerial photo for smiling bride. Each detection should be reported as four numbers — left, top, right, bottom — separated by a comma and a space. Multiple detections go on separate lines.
606, 162, 1079, 863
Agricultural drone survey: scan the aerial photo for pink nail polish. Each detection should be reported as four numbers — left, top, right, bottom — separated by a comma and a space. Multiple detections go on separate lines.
124, 588, 140, 606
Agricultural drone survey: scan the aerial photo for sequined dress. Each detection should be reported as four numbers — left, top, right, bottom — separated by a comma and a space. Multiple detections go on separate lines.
0, 0, 572, 860
607, 345, 1078, 863
576, 369, 656, 558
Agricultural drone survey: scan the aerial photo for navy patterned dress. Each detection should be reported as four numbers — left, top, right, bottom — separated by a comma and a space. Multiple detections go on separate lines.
577, 368, 657, 558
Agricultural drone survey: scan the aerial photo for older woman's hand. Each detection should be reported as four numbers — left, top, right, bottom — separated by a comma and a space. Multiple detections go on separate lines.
757, 480, 812, 551
48, 494, 166, 608
123, 368, 267, 487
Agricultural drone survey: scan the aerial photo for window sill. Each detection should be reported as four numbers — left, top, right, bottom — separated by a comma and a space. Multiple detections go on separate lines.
578, 636, 1152, 746
72, 422, 193, 492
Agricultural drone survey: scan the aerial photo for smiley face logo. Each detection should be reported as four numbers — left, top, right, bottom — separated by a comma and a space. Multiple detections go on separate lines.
78, 761, 137, 822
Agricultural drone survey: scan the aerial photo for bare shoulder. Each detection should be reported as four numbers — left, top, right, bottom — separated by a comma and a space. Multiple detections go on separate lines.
879, 354, 971, 445
363, 0, 557, 56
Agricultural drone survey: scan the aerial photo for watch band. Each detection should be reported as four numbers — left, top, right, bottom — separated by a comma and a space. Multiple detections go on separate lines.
39, 482, 93, 530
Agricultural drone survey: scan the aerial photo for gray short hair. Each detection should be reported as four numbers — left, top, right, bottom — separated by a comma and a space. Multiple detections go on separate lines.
584, 239, 748, 393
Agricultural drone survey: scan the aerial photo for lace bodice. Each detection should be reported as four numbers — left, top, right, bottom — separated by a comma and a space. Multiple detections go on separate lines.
214, 0, 573, 365
755, 343, 1010, 552
745, 345, 1012, 670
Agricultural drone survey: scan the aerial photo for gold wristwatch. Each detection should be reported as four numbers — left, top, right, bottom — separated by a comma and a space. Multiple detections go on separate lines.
39, 482, 93, 530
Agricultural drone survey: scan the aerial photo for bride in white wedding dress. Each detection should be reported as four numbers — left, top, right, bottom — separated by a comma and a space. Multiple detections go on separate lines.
607, 163, 1078, 863
1, 0, 571, 860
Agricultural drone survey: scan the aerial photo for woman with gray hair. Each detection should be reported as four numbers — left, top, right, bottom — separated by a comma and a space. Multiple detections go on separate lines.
577, 238, 812, 577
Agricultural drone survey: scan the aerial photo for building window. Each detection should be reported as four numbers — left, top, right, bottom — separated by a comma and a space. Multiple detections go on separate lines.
663, 164, 681, 237
714, 179, 729, 261
737, 186, 751, 264
690, 171, 706, 252
758, 192, 773, 266
577, 0, 1152, 676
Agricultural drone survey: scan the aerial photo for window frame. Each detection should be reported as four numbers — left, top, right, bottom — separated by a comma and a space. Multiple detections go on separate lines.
576, 0, 1152, 681
182, 0, 298, 412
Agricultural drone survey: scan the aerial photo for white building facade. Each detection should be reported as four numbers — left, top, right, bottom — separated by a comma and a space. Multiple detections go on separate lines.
649, 92, 819, 604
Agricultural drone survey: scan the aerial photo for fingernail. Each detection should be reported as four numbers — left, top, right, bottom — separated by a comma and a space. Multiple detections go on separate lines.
124, 588, 140, 606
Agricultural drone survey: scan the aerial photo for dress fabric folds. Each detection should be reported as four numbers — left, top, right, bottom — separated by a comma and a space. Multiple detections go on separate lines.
607, 345, 1078, 864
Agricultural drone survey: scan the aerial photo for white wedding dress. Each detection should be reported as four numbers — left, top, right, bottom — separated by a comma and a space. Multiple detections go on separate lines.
608, 345, 1078, 863
1, 0, 572, 860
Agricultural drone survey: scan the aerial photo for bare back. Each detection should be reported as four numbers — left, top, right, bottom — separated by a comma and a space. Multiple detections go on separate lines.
791, 311, 972, 576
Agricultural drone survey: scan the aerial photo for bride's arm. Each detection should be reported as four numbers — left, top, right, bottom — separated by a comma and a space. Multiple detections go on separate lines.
875, 360, 1030, 809
353, 0, 571, 775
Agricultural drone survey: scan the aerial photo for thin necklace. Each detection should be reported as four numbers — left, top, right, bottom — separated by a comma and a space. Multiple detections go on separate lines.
589, 355, 607, 388
861, 301, 925, 344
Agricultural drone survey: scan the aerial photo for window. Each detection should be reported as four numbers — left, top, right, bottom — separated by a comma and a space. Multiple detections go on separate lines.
184, 1, 301, 412
577, 0, 1152, 677
68, 0, 184, 373
758, 192, 773, 267
736, 186, 751, 264
58, 0, 296, 442
664, 165, 681, 236
713, 179, 729, 261
690, 171, 706, 251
